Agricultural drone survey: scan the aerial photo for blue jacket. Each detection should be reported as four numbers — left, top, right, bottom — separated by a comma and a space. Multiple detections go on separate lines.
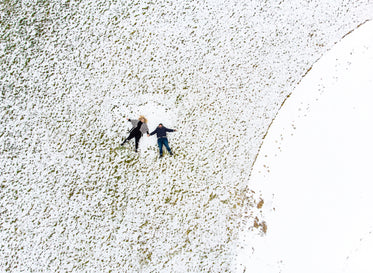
150, 126, 175, 138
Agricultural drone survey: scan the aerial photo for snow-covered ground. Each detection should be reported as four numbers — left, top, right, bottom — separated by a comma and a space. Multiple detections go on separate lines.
239, 20, 373, 273
1, 1, 373, 272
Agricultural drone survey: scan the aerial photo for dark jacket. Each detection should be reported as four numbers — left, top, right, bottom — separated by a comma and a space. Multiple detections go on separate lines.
150, 126, 175, 138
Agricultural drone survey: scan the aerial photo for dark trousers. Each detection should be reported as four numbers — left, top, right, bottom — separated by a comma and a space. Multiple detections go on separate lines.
123, 130, 142, 151
157, 137, 172, 156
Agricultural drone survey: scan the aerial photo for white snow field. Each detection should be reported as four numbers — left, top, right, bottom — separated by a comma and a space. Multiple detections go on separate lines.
1, 1, 373, 272
240, 20, 373, 273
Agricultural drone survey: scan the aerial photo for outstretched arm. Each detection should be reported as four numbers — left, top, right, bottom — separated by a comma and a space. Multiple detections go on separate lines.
149, 128, 157, 136
128, 119, 138, 127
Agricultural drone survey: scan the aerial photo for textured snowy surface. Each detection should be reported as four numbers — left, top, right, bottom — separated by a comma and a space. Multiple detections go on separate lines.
1, 0, 373, 272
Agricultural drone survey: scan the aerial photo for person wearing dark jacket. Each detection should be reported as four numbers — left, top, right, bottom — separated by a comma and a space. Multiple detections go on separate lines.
148, 123, 176, 157
121, 115, 149, 152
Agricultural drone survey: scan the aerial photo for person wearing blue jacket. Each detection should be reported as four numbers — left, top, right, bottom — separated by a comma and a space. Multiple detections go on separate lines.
148, 123, 176, 158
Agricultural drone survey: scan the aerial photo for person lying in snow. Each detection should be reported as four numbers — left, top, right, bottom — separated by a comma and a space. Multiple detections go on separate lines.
148, 123, 176, 158
121, 115, 149, 152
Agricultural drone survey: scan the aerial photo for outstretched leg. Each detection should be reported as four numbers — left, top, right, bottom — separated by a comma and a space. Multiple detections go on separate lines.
120, 137, 128, 146
163, 138, 173, 155
134, 133, 142, 152
157, 138, 163, 157
121, 130, 137, 146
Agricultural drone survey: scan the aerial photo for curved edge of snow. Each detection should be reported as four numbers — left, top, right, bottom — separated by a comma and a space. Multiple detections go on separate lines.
237, 20, 373, 273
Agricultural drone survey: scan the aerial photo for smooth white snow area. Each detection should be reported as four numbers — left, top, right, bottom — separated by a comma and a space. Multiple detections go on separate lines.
239, 20, 373, 273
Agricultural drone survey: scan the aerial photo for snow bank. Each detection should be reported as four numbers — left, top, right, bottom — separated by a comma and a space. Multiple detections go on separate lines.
239, 20, 373, 273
